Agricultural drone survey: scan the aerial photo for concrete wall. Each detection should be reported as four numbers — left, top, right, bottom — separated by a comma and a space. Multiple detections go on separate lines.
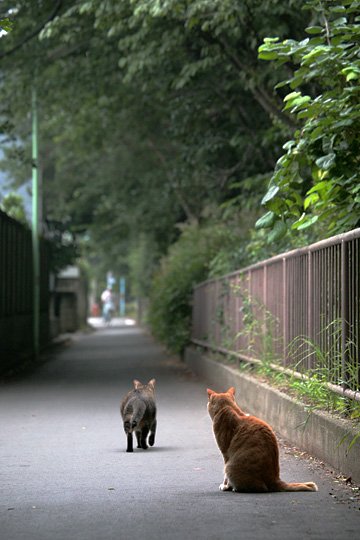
185, 346, 360, 484
52, 266, 88, 334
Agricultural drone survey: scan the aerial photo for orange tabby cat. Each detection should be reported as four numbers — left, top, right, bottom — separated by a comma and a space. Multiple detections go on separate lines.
207, 387, 318, 493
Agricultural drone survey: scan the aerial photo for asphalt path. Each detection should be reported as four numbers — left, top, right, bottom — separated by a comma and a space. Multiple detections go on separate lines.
1, 320, 359, 540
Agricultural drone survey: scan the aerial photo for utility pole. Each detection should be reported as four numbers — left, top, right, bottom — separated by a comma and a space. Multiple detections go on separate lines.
32, 86, 40, 360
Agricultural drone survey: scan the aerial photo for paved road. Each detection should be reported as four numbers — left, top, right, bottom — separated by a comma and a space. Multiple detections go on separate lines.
1, 321, 359, 540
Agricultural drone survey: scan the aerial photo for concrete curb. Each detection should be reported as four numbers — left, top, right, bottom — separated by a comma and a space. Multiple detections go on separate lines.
185, 346, 360, 484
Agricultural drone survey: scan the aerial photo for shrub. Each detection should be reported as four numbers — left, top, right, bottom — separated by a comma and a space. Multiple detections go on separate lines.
148, 221, 238, 354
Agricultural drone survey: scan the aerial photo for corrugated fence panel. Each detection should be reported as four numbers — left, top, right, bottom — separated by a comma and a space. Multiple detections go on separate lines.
0, 210, 50, 373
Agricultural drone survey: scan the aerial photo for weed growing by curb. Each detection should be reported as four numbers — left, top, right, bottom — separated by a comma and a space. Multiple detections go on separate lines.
214, 291, 360, 451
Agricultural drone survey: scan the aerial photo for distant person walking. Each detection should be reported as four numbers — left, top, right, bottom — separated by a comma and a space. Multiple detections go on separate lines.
101, 287, 115, 323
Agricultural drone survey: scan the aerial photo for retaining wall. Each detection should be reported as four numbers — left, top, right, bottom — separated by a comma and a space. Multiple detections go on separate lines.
185, 346, 360, 484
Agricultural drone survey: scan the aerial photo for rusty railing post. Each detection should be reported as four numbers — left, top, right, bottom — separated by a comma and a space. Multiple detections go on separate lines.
341, 239, 350, 391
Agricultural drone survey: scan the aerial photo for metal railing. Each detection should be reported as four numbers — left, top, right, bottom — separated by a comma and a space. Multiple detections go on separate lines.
192, 228, 360, 400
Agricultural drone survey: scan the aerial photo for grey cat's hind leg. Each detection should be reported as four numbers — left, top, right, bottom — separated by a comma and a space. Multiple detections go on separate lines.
136, 430, 142, 449
140, 426, 150, 449
124, 421, 134, 452
149, 419, 157, 447
126, 432, 133, 453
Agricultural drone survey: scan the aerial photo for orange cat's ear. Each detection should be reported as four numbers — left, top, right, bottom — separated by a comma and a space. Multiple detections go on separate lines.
133, 380, 142, 389
227, 387, 236, 398
207, 389, 214, 400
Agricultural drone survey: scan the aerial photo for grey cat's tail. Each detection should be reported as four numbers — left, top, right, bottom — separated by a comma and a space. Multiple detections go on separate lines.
123, 400, 146, 433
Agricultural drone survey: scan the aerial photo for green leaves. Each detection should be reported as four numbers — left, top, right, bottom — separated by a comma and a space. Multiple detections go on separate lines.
268, 219, 287, 241
341, 65, 360, 81
2, 0, 359, 311
292, 213, 319, 230
315, 153, 336, 170
258, 45, 280, 60
148, 221, 239, 353
261, 185, 280, 205
255, 211, 276, 230
0, 17, 13, 33
305, 25, 323, 34
283, 92, 311, 112
256, 0, 360, 239
0, 192, 28, 225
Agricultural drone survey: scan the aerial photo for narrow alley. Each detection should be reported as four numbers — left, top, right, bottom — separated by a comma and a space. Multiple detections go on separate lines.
1, 322, 359, 540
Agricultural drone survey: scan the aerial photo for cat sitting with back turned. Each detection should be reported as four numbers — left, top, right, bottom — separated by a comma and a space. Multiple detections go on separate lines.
120, 379, 157, 452
207, 386, 318, 493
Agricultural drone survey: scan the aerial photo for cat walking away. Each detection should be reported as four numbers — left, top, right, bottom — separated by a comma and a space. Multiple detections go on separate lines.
207, 386, 318, 493
121, 379, 157, 452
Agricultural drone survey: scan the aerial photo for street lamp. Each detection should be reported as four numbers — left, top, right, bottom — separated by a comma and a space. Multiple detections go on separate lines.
32, 86, 39, 360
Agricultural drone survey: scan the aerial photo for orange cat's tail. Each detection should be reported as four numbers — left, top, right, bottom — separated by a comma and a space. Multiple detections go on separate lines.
276, 480, 318, 492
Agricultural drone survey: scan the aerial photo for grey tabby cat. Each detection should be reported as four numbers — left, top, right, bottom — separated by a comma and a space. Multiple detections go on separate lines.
120, 379, 157, 452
